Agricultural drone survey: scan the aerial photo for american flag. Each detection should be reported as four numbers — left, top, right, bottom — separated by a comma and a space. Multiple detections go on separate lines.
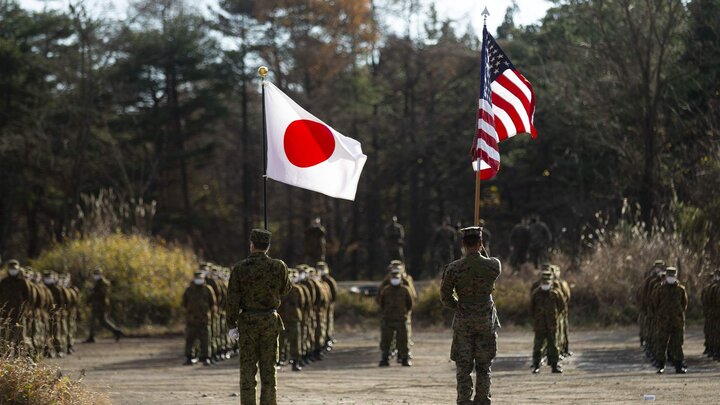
473, 26, 537, 180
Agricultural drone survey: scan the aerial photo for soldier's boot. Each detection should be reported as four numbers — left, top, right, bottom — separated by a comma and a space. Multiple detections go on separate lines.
551, 364, 563, 373
401, 358, 412, 367
67, 346, 74, 355
83, 337, 95, 343
201, 357, 212, 366
656, 363, 665, 374
532, 363, 541, 374
378, 356, 390, 367
675, 363, 687, 374
291, 360, 302, 372
183, 356, 195, 366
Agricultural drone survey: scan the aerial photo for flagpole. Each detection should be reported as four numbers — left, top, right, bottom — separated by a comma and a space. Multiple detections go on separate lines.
475, 7, 490, 227
259, 66, 269, 230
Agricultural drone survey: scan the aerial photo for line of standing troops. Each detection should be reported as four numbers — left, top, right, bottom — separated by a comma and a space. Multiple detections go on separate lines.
529, 263, 571, 374
182, 263, 236, 366
0, 260, 124, 358
636, 261, 689, 373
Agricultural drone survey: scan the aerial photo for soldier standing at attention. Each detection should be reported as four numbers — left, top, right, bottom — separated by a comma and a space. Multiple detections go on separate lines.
182, 270, 216, 366
433, 217, 459, 276
440, 227, 501, 405
278, 269, 304, 371
85, 268, 124, 343
0, 260, 32, 352
384, 216, 406, 262
304, 217, 327, 263
530, 271, 564, 374
317, 261, 338, 347
44, 271, 66, 357
378, 272, 414, 367
653, 267, 688, 374
226, 229, 291, 405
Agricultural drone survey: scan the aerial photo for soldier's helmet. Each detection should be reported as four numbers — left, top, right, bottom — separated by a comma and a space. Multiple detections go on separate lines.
540, 262, 552, 271
7, 259, 20, 269
665, 267, 678, 277
653, 259, 665, 267
316, 261, 329, 273
389, 260, 404, 274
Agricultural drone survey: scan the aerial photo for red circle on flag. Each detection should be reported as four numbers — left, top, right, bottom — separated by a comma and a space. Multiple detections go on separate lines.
283, 119, 336, 168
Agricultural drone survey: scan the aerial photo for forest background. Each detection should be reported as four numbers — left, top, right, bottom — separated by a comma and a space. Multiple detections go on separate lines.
1, 0, 718, 287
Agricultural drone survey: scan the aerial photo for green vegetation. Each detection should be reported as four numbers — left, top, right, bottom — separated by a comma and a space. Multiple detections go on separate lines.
31, 234, 197, 327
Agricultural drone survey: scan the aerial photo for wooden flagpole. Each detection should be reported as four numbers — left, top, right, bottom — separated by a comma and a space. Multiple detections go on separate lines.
259, 66, 269, 230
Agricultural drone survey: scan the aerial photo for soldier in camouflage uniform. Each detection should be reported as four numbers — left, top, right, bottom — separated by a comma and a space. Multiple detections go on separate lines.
183, 270, 217, 366
226, 229, 291, 405
0, 260, 32, 353
433, 217, 458, 276
702, 270, 720, 360
378, 272, 414, 367
637, 260, 665, 350
652, 267, 688, 374
552, 265, 572, 357
304, 218, 327, 263
85, 268, 124, 343
530, 271, 564, 374
297, 264, 317, 365
311, 267, 330, 360
441, 227, 501, 405
44, 271, 67, 357
278, 269, 304, 371
318, 261, 338, 347
61, 274, 80, 354
204, 265, 224, 362
384, 216, 406, 262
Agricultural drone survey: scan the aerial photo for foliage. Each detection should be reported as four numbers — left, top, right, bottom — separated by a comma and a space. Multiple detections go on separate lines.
30, 234, 198, 327
0, 337, 109, 405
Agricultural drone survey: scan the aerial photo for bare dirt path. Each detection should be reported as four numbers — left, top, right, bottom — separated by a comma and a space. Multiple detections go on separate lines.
52, 326, 719, 404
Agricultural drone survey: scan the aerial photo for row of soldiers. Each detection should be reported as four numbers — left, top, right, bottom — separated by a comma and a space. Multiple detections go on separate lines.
182, 263, 235, 366
635, 260, 688, 374
529, 263, 571, 374
278, 262, 338, 371
701, 269, 720, 361
0, 260, 80, 358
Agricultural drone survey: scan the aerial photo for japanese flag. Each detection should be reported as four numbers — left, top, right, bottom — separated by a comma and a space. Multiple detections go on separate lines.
264, 81, 367, 201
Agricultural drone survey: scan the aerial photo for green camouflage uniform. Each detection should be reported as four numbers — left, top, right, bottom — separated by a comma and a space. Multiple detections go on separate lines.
183, 276, 217, 361
45, 274, 67, 355
0, 264, 32, 351
530, 274, 564, 368
440, 239, 501, 405
378, 281, 414, 361
87, 273, 123, 340
318, 262, 338, 344
702, 271, 720, 359
652, 269, 688, 369
278, 278, 304, 365
226, 229, 291, 405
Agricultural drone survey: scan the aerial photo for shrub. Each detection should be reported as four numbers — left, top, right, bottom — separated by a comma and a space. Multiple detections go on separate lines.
412, 281, 454, 326
31, 234, 197, 327
334, 289, 379, 328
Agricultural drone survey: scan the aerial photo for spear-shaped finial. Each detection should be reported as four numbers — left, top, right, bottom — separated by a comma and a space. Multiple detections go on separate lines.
482, 6, 490, 26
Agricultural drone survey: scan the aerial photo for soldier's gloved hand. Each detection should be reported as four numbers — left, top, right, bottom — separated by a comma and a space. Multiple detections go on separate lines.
228, 327, 239, 340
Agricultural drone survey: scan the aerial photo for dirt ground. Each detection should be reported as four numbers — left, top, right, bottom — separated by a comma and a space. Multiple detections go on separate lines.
52, 326, 719, 404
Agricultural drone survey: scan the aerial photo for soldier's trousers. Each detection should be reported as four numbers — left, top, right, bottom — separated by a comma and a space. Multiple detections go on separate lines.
31, 314, 45, 354
314, 308, 327, 351
67, 311, 76, 350
238, 313, 282, 405
380, 320, 409, 359
88, 310, 121, 338
284, 321, 301, 360
185, 322, 211, 359
533, 329, 559, 365
326, 303, 335, 342
451, 329, 496, 405
656, 326, 684, 366
48, 312, 66, 354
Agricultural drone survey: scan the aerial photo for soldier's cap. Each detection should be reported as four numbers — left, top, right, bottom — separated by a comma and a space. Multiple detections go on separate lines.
389, 260, 404, 267
653, 260, 665, 267
460, 226, 482, 237
199, 262, 210, 269
540, 271, 553, 280
193, 270, 204, 278
665, 267, 678, 277
316, 261, 328, 270
250, 228, 272, 244
7, 259, 20, 267
540, 263, 552, 270
43, 270, 55, 277
307, 267, 316, 274
297, 264, 309, 271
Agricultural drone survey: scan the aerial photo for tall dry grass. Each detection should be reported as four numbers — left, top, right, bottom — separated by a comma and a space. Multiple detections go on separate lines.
31, 233, 198, 327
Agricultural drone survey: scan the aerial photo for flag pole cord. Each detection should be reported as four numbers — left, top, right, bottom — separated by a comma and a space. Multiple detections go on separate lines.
259, 66, 269, 230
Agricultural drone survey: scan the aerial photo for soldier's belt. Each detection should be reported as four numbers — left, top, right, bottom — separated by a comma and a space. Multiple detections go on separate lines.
240, 308, 278, 316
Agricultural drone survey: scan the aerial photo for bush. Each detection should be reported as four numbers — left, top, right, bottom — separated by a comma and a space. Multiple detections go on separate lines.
412, 281, 454, 326
334, 289, 379, 328
31, 234, 197, 327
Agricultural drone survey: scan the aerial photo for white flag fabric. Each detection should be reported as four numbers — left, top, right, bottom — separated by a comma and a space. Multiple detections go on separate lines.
264, 81, 367, 201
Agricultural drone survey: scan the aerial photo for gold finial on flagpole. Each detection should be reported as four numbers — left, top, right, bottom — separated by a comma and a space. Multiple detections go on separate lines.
258, 66, 269, 78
